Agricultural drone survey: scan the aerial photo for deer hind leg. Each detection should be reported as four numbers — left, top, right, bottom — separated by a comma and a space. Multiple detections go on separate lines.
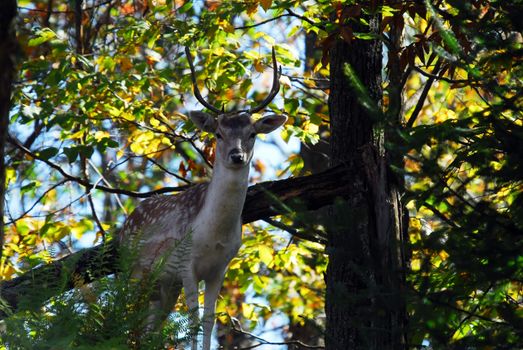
146, 278, 182, 331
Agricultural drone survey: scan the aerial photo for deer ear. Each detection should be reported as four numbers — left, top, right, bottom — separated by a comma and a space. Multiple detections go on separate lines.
253, 114, 287, 134
189, 111, 218, 133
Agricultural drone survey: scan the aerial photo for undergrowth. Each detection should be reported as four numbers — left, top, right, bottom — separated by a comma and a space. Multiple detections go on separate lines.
0, 238, 192, 350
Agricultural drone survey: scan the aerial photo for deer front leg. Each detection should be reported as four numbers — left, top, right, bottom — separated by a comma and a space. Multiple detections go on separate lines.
183, 275, 200, 350
201, 275, 224, 350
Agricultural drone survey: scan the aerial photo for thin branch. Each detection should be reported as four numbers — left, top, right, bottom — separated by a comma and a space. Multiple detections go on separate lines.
87, 189, 107, 240
285, 9, 325, 31
452, 284, 494, 343
422, 201, 459, 228
87, 159, 127, 214
7, 135, 190, 198
235, 14, 292, 30
5, 180, 69, 225
415, 288, 511, 326
412, 64, 470, 84
231, 321, 324, 349
263, 218, 327, 245
406, 60, 443, 128
146, 156, 192, 185
83, 160, 108, 241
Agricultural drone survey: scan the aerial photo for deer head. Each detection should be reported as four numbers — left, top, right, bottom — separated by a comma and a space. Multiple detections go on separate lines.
186, 47, 287, 170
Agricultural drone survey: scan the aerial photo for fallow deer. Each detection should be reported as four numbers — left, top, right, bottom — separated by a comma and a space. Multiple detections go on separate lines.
119, 47, 286, 350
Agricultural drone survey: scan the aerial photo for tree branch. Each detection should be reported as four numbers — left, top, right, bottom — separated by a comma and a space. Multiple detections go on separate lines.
0, 165, 354, 317
406, 60, 443, 128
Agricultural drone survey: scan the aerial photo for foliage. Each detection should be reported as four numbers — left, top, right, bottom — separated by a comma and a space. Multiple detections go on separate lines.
4, 0, 328, 347
400, 1, 523, 348
0, 242, 191, 349
2, 0, 522, 349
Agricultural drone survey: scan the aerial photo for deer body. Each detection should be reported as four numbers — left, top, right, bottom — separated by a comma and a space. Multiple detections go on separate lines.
119, 46, 284, 350
119, 111, 286, 350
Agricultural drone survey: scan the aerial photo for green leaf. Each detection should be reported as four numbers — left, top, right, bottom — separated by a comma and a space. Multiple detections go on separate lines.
284, 98, 299, 115
343, 63, 381, 119
178, 2, 193, 14
63, 147, 79, 163
38, 147, 59, 160
78, 145, 94, 158
28, 28, 57, 47
20, 181, 37, 194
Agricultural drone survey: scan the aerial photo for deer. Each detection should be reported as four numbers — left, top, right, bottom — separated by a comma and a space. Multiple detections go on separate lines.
118, 47, 286, 350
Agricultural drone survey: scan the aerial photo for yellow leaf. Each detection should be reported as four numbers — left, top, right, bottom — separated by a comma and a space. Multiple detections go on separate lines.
411, 258, 421, 271
242, 303, 256, 321
258, 245, 273, 266
253, 59, 264, 73
105, 104, 121, 117
149, 117, 160, 127
5, 167, 15, 185
307, 122, 319, 134
94, 130, 110, 141
218, 19, 234, 33
249, 262, 260, 274
116, 149, 125, 160
0, 264, 17, 280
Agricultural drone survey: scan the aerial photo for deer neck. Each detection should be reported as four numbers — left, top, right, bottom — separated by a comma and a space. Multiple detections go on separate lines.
200, 161, 249, 230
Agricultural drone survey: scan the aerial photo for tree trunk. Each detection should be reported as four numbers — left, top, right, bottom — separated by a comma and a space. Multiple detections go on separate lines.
0, 0, 18, 262
324, 6, 408, 350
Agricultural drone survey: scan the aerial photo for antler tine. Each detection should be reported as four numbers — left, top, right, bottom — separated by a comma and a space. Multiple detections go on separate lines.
185, 46, 222, 115
249, 47, 281, 114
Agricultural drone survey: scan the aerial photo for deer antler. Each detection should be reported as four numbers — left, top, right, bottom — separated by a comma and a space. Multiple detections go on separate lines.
249, 47, 281, 114
185, 46, 280, 115
185, 46, 222, 114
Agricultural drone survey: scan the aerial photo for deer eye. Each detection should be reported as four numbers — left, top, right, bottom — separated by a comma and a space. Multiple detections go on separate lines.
216, 133, 222, 140
249, 133, 256, 139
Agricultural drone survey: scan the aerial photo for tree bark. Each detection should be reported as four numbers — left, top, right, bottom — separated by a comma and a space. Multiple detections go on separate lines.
325, 5, 408, 350
0, 164, 354, 318
0, 0, 18, 263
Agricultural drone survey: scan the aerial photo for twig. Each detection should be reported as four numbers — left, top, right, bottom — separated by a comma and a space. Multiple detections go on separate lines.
87, 159, 127, 214
406, 60, 443, 128
5, 179, 69, 225
263, 218, 327, 245
285, 9, 325, 30
146, 156, 192, 184
412, 64, 470, 84
230, 321, 324, 349
235, 14, 292, 30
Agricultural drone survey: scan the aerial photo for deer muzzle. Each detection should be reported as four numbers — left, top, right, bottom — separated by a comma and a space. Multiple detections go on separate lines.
229, 149, 246, 165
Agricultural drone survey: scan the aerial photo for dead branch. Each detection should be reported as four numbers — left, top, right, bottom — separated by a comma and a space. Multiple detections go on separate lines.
0, 165, 354, 318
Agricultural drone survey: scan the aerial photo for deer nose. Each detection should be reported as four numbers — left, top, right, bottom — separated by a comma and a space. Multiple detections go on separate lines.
229, 149, 245, 164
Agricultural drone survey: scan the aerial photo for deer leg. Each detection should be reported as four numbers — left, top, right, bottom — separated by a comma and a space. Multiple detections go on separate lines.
201, 275, 224, 350
144, 279, 181, 331
183, 276, 200, 350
